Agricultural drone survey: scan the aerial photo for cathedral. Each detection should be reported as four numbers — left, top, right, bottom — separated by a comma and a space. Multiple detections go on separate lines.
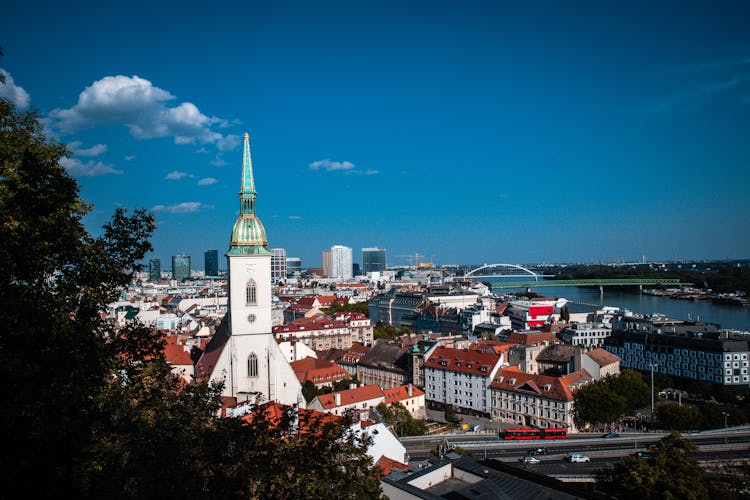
196, 134, 305, 408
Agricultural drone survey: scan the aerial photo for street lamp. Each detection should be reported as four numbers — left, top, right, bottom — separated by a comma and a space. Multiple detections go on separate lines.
648, 362, 658, 423
722, 411, 729, 428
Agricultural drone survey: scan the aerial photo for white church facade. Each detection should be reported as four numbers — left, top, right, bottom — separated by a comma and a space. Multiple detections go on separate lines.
196, 134, 305, 408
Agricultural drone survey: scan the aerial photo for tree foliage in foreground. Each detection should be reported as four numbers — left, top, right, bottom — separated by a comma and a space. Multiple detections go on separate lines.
574, 370, 649, 426
597, 432, 709, 499
0, 97, 381, 498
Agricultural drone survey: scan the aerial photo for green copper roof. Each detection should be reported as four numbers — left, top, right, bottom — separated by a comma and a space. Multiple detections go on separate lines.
228, 133, 271, 254
241, 132, 256, 195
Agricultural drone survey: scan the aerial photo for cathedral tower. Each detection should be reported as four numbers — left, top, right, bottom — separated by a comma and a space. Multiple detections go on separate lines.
198, 133, 304, 407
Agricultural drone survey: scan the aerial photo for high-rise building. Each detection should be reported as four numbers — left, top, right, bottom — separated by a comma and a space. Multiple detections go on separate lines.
353, 263, 361, 277
362, 247, 386, 273
322, 250, 332, 277
331, 245, 353, 279
172, 255, 191, 281
204, 249, 219, 276
195, 132, 303, 407
149, 258, 161, 282
286, 257, 302, 277
271, 248, 287, 282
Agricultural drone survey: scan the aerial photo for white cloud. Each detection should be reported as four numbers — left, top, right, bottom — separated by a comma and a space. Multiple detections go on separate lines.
288, 215, 302, 220
68, 141, 107, 157
124, 155, 136, 161
0, 69, 31, 109
210, 155, 227, 166
308, 159, 378, 175
47, 75, 238, 150
309, 159, 355, 172
197, 177, 218, 186
60, 157, 122, 177
165, 170, 190, 180
152, 202, 213, 214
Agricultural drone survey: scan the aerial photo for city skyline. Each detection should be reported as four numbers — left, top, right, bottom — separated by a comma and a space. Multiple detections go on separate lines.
1, 1, 748, 267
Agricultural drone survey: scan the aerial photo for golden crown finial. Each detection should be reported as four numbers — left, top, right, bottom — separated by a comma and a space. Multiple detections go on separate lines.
244, 132, 249, 140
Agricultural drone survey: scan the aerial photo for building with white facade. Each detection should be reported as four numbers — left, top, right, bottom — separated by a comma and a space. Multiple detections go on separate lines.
422, 346, 504, 418
489, 368, 593, 431
559, 322, 612, 348
270, 248, 287, 283
196, 134, 304, 407
331, 244, 353, 279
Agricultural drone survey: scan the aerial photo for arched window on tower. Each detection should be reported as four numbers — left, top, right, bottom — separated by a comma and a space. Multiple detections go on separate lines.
247, 352, 258, 377
246, 278, 257, 305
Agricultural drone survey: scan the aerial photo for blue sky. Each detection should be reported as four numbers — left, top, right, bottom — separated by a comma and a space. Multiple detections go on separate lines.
1, 1, 749, 270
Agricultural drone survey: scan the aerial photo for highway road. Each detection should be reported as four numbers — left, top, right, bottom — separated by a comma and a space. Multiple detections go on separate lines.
402, 428, 750, 477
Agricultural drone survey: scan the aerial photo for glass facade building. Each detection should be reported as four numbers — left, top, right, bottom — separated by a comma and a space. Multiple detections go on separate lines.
172, 254, 191, 281
204, 249, 219, 276
362, 247, 386, 273
271, 248, 287, 282
149, 258, 161, 282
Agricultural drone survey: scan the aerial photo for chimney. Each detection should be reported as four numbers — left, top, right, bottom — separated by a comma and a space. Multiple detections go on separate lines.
407, 384, 413, 397
335, 393, 341, 406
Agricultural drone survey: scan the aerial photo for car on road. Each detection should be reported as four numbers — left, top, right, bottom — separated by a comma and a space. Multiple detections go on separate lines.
566, 453, 590, 463
635, 451, 652, 459
520, 456, 541, 465
526, 447, 548, 456
602, 432, 620, 438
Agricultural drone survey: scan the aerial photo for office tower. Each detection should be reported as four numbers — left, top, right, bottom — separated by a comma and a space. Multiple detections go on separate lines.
322, 249, 332, 277
286, 257, 302, 277
330, 245, 353, 279
271, 248, 287, 282
353, 263, 361, 277
362, 247, 386, 273
149, 258, 161, 282
172, 254, 191, 281
204, 249, 219, 276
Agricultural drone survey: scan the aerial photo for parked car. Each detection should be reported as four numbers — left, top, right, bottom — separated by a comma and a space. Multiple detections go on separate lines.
526, 447, 548, 456
635, 451, 652, 459
566, 453, 590, 463
520, 456, 541, 465
602, 432, 620, 438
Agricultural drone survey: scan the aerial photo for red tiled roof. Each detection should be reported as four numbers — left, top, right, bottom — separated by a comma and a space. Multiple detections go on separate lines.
290, 357, 350, 385
163, 335, 194, 365
489, 368, 592, 401
239, 402, 340, 435
585, 348, 620, 367
383, 384, 425, 404
423, 346, 501, 376
506, 331, 559, 346
316, 384, 385, 409
376, 455, 410, 476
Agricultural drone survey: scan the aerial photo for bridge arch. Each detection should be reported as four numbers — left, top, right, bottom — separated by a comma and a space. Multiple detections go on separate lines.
465, 263, 539, 279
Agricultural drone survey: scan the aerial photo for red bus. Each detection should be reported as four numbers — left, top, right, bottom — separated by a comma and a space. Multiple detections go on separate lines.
499, 427, 567, 440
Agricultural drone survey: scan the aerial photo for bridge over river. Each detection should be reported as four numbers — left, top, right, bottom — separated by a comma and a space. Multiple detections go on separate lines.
463, 264, 691, 291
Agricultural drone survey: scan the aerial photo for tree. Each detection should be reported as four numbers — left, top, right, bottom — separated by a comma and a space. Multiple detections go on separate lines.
559, 304, 570, 322
0, 97, 382, 498
444, 404, 460, 424
656, 403, 703, 430
376, 402, 426, 437
598, 432, 709, 499
574, 370, 648, 427
322, 301, 370, 316
302, 380, 319, 402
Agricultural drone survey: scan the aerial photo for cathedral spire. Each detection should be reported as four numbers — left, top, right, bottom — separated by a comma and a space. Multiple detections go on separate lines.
241, 132, 256, 196
228, 132, 270, 254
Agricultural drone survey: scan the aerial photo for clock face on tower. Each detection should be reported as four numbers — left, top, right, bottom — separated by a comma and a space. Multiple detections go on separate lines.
247, 313, 256, 323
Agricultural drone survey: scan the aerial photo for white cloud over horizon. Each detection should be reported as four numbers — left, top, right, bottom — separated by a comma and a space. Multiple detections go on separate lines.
60, 157, 123, 177
0, 69, 31, 109
197, 177, 218, 185
152, 201, 214, 214
47, 75, 239, 150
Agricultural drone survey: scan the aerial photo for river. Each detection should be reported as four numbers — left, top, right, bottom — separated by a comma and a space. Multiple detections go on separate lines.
485, 279, 750, 331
